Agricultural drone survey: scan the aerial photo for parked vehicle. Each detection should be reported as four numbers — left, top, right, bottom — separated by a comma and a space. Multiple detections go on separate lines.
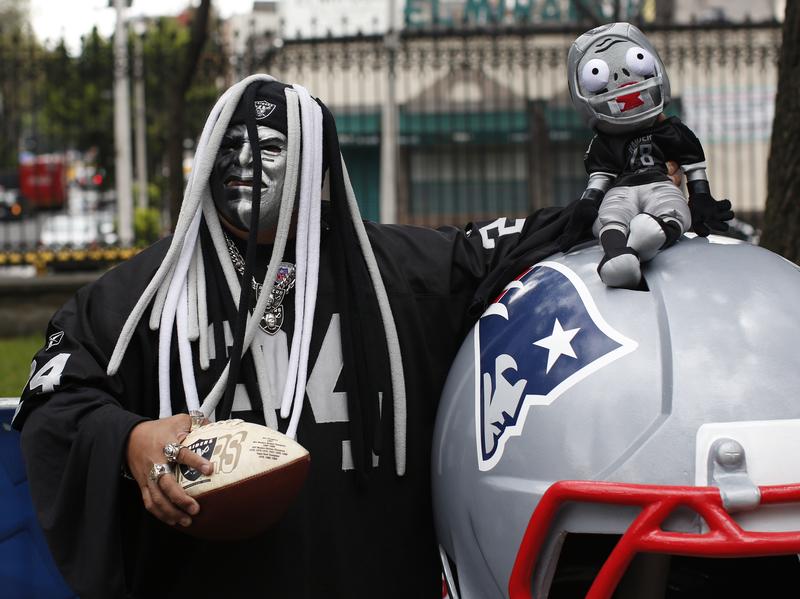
39, 213, 118, 249
19, 154, 66, 210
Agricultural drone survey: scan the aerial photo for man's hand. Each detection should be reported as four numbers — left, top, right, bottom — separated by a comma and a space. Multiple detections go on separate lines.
126, 414, 212, 528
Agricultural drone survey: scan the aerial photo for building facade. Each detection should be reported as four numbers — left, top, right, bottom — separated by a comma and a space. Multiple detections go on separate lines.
220, 1, 782, 227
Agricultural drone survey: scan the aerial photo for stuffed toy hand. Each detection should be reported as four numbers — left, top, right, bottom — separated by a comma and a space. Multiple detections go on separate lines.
559, 197, 599, 253
687, 180, 734, 237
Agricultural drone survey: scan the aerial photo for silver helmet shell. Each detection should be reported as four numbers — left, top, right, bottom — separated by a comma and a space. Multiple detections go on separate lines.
433, 238, 800, 598
567, 22, 671, 133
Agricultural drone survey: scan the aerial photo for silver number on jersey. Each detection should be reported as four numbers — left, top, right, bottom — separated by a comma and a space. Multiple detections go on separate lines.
478, 217, 525, 250
28, 353, 72, 393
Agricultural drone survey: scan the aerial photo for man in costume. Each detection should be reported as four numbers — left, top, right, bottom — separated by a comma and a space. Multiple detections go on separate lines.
11, 75, 722, 598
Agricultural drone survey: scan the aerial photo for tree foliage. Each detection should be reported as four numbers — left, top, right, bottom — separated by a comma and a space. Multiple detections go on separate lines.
141, 8, 223, 219
0, 0, 36, 170
761, 2, 800, 261
38, 30, 115, 176
0, 2, 225, 223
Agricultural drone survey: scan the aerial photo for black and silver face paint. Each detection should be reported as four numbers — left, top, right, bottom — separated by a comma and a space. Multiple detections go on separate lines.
211, 123, 288, 232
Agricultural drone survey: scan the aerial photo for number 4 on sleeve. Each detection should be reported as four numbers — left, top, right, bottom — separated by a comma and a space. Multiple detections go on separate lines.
27, 353, 72, 393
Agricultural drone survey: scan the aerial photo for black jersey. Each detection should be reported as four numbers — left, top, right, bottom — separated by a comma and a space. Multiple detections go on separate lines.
584, 116, 705, 187
13, 209, 568, 599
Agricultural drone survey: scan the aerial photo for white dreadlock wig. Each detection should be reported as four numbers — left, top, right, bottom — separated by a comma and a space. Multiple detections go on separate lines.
106, 75, 408, 475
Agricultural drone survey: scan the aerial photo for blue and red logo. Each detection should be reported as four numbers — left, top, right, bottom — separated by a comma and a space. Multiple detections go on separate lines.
476, 261, 637, 471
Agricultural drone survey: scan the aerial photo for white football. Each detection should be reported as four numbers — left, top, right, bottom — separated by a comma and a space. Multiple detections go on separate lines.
174, 419, 310, 540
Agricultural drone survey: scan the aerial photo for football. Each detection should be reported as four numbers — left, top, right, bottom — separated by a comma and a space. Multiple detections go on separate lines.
174, 419, 310, 540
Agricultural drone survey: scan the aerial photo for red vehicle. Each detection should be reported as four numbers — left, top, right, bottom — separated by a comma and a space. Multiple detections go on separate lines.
19, 154, 66, 210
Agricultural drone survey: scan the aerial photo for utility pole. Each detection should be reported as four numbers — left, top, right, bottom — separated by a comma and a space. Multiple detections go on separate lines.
379, 0, 399, 223
133, 18, 148, 213
113, 0, 134, 245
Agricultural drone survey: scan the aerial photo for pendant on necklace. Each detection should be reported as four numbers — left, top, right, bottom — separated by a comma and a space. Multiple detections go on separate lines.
257, 262, 295, 335
223, 230, 296, 336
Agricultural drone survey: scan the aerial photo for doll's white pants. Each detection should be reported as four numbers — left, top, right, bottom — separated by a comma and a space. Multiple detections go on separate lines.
592, 180, 691, 237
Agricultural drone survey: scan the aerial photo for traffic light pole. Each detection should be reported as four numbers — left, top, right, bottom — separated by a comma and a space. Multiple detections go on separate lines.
113, 0, 134, 246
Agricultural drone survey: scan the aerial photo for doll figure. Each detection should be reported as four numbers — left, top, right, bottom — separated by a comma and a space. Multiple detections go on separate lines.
566, 22, 733, 288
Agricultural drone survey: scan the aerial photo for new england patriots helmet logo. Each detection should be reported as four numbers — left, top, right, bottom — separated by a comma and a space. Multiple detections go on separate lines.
476, 261, 637, 471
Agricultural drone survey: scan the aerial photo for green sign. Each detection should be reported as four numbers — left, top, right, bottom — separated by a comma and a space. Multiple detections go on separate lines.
404, 0, 645, 28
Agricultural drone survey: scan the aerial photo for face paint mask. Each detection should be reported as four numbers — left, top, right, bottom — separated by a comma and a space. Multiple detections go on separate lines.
211, 123, 288, 233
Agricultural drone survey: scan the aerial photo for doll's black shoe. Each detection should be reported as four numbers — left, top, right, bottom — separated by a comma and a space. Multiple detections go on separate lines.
628, 213, 682, 262
598, 248, 641, 288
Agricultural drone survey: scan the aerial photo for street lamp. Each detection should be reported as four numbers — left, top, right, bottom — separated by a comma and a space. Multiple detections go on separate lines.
112, 0, 134, 246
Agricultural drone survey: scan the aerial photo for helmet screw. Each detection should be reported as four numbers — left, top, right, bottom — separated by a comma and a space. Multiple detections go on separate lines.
714, 438, 745, 468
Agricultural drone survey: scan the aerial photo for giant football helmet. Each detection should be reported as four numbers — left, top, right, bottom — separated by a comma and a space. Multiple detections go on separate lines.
433, 238, 800, 598
567, 22, 671, 133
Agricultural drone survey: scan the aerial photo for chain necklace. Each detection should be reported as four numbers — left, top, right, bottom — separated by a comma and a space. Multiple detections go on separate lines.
223, 231, 296, 335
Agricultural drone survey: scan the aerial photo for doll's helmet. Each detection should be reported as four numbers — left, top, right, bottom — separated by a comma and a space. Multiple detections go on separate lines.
567, 22, 671, 133
433, 238, 800, 599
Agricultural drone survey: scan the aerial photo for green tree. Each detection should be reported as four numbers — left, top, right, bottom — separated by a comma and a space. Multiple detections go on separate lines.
35, 6, 225, 224
164, 0, 213, 229
0, 1, 225, 233
35, 29, 115, 179
0, 0, 35, 169
761, 2, 800, 261
141, 11, 225, 220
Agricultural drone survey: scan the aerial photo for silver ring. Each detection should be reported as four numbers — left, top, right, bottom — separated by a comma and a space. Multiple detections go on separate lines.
148, 462, 172, 483
189, 410, 205, 431
163, 442, 185, 464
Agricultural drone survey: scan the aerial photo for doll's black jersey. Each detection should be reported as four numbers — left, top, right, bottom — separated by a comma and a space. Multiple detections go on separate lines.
584, 116, 705, 187
13, 209, 571, 599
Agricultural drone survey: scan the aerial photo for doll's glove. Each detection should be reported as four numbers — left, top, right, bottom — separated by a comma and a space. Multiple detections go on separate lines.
688, 180, 734, 237
559, 194, 600, 253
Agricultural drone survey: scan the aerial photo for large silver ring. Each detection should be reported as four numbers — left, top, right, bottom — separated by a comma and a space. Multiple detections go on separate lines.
163, 442, 185, 464
189, 410, 205, 431
148, 462, 172, 483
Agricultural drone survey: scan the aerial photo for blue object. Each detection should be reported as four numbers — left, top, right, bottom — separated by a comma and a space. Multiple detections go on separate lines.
0, 403, 77, 599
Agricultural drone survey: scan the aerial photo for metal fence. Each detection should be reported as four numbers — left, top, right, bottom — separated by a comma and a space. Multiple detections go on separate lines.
266, 22, 780, 229
0, 22, 782, 267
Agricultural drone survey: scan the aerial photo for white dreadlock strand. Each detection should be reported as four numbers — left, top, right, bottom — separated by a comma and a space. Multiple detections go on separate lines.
158, 210, 202, 417
176, 278, 200, 412
187, 245, 200, 342
149, 260, 176, 331
284, 84, 323, 439
279, 89, 310, 419
196, 242, 211, 371
341, 158, 407, 476
107, 75, 274, 377
280, 85, 314, 421
199, 87, 302, 419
